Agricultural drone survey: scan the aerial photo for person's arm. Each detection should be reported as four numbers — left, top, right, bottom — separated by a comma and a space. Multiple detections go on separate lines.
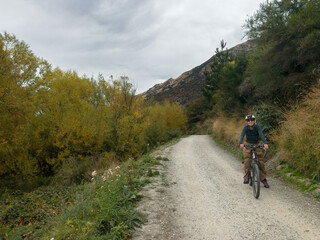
239, 126, 246, 148
257, 125, 269, 149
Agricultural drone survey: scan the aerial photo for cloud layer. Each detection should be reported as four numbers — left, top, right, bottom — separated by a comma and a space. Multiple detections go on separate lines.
0, 0, 265, 93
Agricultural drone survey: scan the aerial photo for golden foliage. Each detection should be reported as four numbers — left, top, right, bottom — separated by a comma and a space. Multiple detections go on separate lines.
0, 33, 188, 177
0, 33, 51, 176
143, 101, 187, 146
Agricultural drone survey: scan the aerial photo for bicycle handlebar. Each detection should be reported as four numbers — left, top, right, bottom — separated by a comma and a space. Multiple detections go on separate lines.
244, 144, 265, 150
244, 144, 267, 157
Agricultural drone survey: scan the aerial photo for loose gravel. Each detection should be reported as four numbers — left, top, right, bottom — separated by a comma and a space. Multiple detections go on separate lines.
133, 135, 320, 240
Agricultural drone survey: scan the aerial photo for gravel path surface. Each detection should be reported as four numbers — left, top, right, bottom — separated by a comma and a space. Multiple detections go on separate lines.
133, 135, 320, 240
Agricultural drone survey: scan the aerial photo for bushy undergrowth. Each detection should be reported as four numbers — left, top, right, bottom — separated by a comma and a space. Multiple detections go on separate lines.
252, 105, 283, 137
275, 84, 320, 180
0, 155, 162, 239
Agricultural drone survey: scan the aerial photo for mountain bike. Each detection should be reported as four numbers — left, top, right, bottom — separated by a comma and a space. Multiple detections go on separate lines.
244, 144, 266, 199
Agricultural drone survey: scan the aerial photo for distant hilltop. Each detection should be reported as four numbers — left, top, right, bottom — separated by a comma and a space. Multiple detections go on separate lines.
141, 40, 257, 105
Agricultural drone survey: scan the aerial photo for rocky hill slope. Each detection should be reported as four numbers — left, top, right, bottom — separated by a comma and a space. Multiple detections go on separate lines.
141, 40, 256, 105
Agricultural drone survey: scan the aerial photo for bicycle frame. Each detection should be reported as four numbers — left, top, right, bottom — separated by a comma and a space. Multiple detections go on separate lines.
245, 144, 265, 199
250, 148, 261, 175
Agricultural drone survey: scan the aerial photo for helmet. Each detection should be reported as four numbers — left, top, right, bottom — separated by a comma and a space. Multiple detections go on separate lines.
245, 115, 256, 121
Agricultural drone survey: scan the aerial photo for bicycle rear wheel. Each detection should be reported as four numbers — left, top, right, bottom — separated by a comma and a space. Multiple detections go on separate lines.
252, 163, 260, 198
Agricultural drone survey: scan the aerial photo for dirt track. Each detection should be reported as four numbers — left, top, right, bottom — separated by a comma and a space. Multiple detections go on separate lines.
133, 135, 320, 240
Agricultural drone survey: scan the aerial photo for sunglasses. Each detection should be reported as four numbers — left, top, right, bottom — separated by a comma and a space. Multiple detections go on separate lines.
246, 119, 255, 122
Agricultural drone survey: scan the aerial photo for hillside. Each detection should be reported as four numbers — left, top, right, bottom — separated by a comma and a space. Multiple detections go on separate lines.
141, 40, 257, 105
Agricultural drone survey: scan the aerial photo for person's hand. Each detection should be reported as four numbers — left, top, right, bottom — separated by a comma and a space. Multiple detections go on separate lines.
264, 144, 269, 150
240, 144, 244, 149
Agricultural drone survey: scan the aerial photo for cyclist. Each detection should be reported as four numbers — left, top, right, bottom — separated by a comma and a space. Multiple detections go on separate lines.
239, 115, 270, 188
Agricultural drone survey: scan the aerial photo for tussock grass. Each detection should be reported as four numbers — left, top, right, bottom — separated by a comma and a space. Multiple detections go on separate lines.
275, 84, 320, 180
212, 116, 244, 146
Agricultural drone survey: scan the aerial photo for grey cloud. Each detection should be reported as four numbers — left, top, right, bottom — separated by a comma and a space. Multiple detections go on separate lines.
0, 0, 265, 93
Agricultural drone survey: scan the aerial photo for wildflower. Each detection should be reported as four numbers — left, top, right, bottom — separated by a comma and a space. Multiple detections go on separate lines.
102, 172, 107, 181
91, 170, 97, 177
107, 169, 113, 176
115, 166, 120, 170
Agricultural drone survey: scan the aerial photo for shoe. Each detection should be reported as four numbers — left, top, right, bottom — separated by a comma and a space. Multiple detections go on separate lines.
262, 179, 270, 188
243, 179, 249, 184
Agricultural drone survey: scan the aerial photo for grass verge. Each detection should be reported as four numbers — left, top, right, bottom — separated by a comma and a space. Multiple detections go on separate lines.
274, 166, 320, 200
211, 135, 243, 160
0, 155, 162, 240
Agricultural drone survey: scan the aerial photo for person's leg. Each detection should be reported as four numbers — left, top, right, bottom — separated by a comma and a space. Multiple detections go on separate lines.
243, 148, 251, 183
257, 149, 269, 188
256, 149, 266, 181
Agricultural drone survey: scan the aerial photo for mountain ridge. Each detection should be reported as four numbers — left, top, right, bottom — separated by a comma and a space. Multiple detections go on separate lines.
141, 40, 257, 105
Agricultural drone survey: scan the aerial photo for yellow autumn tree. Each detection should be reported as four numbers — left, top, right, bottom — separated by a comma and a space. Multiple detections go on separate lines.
0, 32, 189, 178
143, 101, 187, 147
0, 32, 51, 176
26, 69, 112, 175
96, 76, 145, 159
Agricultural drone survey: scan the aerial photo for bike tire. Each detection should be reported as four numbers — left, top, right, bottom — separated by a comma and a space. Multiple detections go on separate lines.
252, 163, 260, 199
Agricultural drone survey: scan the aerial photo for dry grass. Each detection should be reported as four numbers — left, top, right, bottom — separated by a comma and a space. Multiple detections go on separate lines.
193, 118, 215, 134
275, 83, 320, 177
212, 116, 244, 146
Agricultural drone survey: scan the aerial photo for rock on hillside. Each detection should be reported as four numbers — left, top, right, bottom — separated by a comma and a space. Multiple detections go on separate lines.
141, 40, 256, 105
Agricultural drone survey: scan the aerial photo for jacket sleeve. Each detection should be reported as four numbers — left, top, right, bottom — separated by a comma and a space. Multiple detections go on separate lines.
239, 126, 246, 145
257, 125, 268, 144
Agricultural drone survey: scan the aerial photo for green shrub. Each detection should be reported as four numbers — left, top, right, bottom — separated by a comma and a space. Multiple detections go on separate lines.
253, 105, 284, 137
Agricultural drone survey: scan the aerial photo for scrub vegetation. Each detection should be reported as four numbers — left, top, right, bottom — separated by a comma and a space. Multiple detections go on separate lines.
0, 32, 187, 239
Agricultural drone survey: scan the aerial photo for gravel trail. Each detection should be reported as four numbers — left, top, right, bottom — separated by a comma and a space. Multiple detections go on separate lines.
133, 135, 320, 240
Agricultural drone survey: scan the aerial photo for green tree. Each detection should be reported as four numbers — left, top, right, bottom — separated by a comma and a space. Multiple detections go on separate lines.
243, 0, 320, 105
216, 54, 249, 112
202, 40, 232, 104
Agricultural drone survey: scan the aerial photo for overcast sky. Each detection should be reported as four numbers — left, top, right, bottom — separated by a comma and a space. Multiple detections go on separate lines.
0, 0, 265, 93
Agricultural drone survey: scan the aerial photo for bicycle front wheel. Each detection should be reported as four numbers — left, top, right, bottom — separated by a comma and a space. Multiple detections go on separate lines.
252, 163, 260, 199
